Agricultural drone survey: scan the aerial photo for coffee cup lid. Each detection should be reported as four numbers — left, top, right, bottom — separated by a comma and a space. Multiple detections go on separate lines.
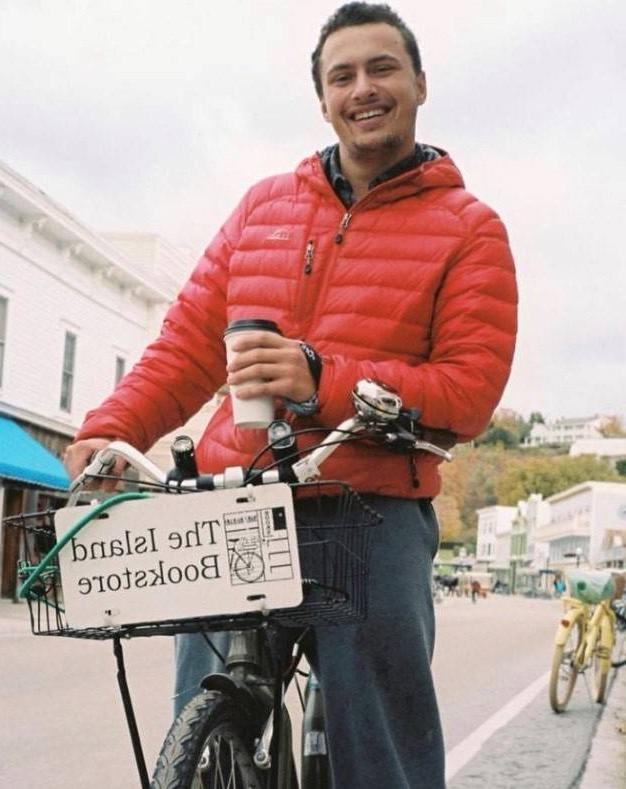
224, 319, 282, 336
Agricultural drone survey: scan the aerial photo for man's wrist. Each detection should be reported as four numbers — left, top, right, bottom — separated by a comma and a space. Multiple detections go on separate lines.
300, 342, 322, 385
283, 342, 322, 415
285, 391, 320, 416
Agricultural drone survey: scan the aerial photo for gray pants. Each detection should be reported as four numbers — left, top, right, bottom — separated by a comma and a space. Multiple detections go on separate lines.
174, 496, 445, 788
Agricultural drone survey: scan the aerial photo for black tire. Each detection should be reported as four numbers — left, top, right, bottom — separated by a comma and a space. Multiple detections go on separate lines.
549, 616, 583, 713
151, 691, 265, 788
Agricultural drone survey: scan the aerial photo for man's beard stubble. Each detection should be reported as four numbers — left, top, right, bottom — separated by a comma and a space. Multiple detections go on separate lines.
348, 132, 402, 161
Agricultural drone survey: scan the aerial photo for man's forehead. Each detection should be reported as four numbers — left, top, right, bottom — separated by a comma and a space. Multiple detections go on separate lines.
320, 23, 407, 72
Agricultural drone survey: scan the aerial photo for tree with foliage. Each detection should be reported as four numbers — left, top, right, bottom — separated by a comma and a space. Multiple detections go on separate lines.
475, 424, 518, 448
494, 454, 620, 505
433, 494, 463, 541
440, 444, 504, 541
616, 459, 626, 477
600, 416, 626, 438
475, 410, 530, 449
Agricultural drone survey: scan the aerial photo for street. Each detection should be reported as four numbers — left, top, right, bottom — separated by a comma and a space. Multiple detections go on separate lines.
433, 594, 604, 788
0, 594, 604, 788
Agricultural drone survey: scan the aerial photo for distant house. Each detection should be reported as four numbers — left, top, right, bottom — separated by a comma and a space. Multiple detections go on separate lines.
509, 494, 551, 593
523, 415, 609, 447
534, 481, 626, 570
569, 438, 626, 467
475, 505, 517, 584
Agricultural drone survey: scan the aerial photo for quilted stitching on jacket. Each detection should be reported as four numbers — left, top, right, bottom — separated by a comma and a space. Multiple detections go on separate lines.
77, 151, 517, 499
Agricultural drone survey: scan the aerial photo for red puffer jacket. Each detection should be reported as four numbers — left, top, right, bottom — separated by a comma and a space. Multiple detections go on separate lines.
77, 150, 517, 499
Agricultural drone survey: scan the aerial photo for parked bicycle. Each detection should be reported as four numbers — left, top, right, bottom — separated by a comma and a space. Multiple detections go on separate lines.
7, 379, 453, 788
548, 569, 619, 713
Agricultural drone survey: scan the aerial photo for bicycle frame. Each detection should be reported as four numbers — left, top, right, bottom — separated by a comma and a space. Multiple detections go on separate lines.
555, 597, 615, 670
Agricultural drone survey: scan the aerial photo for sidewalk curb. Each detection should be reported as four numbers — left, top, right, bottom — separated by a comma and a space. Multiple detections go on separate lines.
577, 635, 626, 788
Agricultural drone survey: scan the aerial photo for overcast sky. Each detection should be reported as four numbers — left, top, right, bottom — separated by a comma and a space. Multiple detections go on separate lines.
1, 0, 624, 421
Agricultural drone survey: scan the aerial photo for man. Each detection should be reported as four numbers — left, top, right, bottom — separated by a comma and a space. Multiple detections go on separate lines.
65, 3, 517, 786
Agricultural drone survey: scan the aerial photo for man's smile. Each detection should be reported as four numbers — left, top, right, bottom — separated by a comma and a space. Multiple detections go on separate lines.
352, 107, 388, 121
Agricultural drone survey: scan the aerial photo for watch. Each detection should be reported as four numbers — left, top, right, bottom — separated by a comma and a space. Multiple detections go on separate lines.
285, 392, 320, 416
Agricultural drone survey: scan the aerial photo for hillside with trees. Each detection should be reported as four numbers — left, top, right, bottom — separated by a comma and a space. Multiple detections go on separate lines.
434, 411, 626, 548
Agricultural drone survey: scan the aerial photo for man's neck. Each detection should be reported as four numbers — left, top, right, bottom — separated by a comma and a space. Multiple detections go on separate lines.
338, 142, 414, 202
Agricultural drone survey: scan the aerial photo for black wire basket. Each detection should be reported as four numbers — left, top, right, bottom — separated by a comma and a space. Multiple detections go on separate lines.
3, 481, 381, 639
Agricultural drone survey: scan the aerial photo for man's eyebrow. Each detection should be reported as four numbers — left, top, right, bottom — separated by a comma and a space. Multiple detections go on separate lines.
326, 54, 401, 76
367, 54, 401, 66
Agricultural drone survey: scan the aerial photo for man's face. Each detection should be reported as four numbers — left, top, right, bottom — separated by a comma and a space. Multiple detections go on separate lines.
318, 23, 426, 165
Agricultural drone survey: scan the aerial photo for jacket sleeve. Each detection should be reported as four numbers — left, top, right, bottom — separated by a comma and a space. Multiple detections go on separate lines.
75, 194, 250, 451
316, 202, 518, 441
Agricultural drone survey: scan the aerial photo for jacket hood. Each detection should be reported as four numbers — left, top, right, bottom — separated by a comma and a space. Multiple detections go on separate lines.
296, 146, 465, 207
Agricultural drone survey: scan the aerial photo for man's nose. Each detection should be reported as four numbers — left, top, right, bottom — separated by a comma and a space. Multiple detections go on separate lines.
351, 69, 377, 100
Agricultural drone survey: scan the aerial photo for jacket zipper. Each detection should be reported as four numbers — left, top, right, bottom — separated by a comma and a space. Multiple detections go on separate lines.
304, 240, 315, 274
296, 239, 316, 322
335, 213, 352, 244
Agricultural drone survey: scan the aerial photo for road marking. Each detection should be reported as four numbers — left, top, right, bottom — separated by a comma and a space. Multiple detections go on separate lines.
445, 671, 550, 782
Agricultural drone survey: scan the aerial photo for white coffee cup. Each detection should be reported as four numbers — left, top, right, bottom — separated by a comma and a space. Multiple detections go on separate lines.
224, 319, 282, 429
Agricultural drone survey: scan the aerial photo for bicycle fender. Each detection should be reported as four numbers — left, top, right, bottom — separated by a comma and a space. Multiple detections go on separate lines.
598, 611, 615, 652
199, 672, 262, 718
554, 608, 583, 646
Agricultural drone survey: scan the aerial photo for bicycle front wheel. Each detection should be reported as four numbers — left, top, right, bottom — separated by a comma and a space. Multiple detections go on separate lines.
549, 616, 583, 713
152, 691, 265, 788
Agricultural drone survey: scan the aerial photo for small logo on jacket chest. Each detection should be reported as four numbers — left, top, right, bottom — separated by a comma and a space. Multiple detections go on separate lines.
267, 228, 291, 241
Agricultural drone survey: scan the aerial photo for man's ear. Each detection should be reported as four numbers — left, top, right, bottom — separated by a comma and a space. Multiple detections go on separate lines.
416, 71, 427, 105
320, 99, 330, 123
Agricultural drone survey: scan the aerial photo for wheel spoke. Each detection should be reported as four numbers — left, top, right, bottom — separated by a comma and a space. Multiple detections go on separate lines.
152, 695, 263, 788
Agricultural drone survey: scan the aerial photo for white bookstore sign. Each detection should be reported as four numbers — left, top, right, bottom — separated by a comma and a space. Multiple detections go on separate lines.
54, 484, 303, 629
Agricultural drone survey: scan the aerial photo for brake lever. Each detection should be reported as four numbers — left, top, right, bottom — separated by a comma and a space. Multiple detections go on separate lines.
411, 440, 453, 462
375, 425, 453, 461
69, 449, 116, 493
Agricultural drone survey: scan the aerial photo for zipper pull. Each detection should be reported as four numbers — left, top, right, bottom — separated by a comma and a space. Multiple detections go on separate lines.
335, 213, 352, 244
304, 240, 315, 274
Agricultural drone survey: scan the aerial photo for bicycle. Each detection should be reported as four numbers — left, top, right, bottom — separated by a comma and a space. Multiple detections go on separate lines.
6, 379, 454, 788
548, 568, 618, 713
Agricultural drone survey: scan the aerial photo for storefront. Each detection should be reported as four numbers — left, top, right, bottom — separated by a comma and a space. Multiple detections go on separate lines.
0, 416, 69, 598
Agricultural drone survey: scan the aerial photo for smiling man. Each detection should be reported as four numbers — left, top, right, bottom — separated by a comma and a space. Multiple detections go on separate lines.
315, 16, 427, 200
65, 3, 517, 787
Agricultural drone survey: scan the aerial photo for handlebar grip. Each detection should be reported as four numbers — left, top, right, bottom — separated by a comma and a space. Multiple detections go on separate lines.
192, 474, 216, 491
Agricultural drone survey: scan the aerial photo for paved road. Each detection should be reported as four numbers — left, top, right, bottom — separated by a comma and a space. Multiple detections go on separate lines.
0, 594, 601, 787
434, 595, 605, 788
433, 593, 560, 752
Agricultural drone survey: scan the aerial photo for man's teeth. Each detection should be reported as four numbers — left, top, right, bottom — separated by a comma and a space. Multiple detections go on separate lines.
354, 109, 385, 121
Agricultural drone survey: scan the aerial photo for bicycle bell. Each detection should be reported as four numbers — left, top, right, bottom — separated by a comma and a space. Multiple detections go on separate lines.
352, 379, 402, 423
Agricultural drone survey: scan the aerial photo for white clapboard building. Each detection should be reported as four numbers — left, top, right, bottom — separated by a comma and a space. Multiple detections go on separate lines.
0, 159, 216, 596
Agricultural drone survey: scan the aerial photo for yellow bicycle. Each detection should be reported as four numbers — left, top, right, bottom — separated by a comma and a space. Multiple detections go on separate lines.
549, 569, 617, 713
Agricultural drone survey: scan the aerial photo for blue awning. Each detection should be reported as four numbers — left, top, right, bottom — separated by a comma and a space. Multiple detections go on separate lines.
0, 416, 69, 491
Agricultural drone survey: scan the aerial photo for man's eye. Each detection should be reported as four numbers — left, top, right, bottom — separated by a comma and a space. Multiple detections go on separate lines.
332, 73, 351, 85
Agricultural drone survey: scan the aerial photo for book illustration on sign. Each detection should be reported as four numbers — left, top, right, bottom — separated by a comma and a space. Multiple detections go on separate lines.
224, 505, 294, 586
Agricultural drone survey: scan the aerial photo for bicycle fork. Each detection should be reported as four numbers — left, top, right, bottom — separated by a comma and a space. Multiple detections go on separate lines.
207, 629, 296, 789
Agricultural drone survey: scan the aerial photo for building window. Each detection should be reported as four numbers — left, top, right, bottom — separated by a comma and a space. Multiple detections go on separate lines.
115, 355, 126, 386
60, 331, 77, 412
0, 296, 7, 387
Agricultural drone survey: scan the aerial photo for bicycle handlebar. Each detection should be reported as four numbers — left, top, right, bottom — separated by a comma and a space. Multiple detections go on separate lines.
69, 379, 454, 501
